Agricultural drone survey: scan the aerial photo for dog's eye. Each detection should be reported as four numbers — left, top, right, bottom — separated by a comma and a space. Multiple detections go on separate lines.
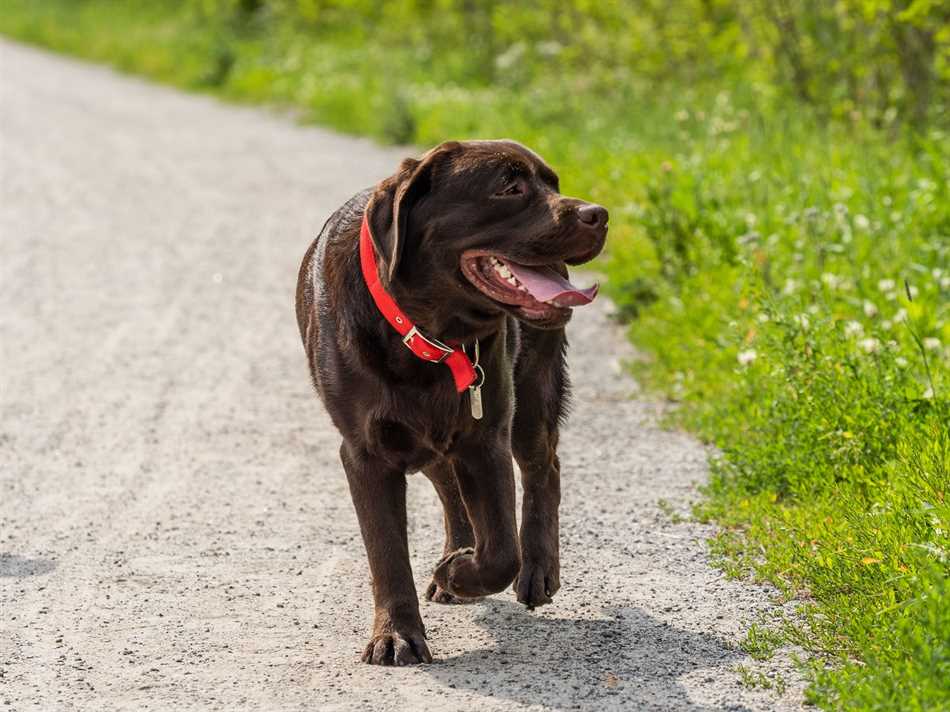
495, 182, 523, 197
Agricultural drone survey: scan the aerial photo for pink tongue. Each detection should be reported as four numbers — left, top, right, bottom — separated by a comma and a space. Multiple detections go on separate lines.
505, 262, 599, 307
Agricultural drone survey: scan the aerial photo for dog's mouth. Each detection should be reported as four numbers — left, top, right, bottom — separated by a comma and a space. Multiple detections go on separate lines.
460, 251, 599, 324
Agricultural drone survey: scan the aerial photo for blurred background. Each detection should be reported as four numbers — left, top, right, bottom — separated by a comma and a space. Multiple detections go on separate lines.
3, 1, 948, 137
2, 1, 947, 709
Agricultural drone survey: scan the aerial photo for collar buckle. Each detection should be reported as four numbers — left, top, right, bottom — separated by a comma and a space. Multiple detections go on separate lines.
402, 325, 453, 363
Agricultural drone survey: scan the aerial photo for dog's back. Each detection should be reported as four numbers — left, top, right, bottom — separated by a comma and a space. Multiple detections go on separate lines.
295, 189, 372, 387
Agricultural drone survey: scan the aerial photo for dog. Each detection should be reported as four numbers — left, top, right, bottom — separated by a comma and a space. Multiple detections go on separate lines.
295, 139, 608, 665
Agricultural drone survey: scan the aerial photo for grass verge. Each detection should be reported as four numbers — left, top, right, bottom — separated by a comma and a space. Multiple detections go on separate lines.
2, 2, 947, 708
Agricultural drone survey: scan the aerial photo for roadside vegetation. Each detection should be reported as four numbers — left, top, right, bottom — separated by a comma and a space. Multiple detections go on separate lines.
3, 1, 946, 707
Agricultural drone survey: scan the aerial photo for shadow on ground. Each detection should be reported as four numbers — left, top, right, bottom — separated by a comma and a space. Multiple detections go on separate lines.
0, 554, 57, 577
423, 599, 749, 711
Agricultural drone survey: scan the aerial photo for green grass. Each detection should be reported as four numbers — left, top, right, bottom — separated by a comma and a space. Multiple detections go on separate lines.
2, 2, 947, 708
736, 663, 789, 695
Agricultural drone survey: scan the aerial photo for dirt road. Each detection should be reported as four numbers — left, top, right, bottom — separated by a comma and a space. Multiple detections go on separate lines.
0, 39, 804, 710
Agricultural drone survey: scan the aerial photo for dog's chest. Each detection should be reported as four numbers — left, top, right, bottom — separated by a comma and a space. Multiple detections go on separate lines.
369, 380, 510, 469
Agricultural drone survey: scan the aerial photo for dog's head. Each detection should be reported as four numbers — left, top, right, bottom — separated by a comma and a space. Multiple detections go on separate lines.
366, 140, 608, 330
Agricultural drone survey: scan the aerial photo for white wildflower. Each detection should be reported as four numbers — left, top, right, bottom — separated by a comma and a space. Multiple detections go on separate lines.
859, 338, 881, 354
675, 109, 689, 122
844, 321, 864, 337
863, 300, 879, 318
821, 272, 840, 289
878, 279, 896, 292
854, 214, 870, 230
794, 314, 810, 330
942, 276, 950, 290
923, 337, 941, 351
893, 308, 908, 323
907, 285, 919, 299
494, 42, 527, 70
757, 313, 770, 323
923, 386, 934, 400
737, 349, 757, 366
881, 320, 893, 331
783, 279, 798, 295
895, 357, 909, 367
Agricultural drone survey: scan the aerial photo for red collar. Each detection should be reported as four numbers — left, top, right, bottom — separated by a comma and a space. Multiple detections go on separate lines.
359, 215, 477, 393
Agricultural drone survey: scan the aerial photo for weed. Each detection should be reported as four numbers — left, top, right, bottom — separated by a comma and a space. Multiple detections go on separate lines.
736, 664, 789, 695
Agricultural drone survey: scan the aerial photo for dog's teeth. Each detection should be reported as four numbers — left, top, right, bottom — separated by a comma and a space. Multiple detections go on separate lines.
506, 276, 518, 286
495, 264, 512, 279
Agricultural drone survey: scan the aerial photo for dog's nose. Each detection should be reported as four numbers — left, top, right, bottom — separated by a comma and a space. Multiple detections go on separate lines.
577, 203, 608, 230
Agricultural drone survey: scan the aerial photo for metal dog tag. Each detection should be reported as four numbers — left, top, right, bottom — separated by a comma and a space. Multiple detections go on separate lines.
468, 361, 485, 420
465, 345, 485, 421
469, 384, 483, 420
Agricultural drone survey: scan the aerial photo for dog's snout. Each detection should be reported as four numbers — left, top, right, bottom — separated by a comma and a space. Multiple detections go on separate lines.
577, 203, 608, 230
563, 201, 608, 265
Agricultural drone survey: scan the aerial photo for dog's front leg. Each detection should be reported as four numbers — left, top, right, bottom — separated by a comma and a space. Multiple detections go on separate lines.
513, 434, 561, 609
432, 435, 521, 599
339, 442, 431, 666
510, 326, 567, 609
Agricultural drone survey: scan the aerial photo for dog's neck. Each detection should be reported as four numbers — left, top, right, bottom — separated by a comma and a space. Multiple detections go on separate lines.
356, 215, 506, 395
385, 280, 506, 346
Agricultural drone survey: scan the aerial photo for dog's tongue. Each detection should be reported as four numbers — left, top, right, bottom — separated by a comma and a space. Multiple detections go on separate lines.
506, 262, 599, 307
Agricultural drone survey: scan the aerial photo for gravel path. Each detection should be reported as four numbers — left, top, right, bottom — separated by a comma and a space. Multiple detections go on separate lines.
0, 39, 806, 711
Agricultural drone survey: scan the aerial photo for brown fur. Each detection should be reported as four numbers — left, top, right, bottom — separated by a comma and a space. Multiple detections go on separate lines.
295, 140, 607, 665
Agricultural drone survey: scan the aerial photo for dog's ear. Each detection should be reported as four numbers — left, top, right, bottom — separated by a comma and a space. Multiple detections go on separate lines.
365, 142, 459, 283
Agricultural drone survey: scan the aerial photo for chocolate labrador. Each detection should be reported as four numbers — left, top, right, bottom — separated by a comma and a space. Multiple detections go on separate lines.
295, 139, 607, 665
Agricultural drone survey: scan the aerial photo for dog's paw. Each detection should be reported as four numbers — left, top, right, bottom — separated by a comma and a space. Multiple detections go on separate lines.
424, 579, 481, 605
432, 546, 475, 597
361, 629, 432, 666
514, 556, 560, 609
